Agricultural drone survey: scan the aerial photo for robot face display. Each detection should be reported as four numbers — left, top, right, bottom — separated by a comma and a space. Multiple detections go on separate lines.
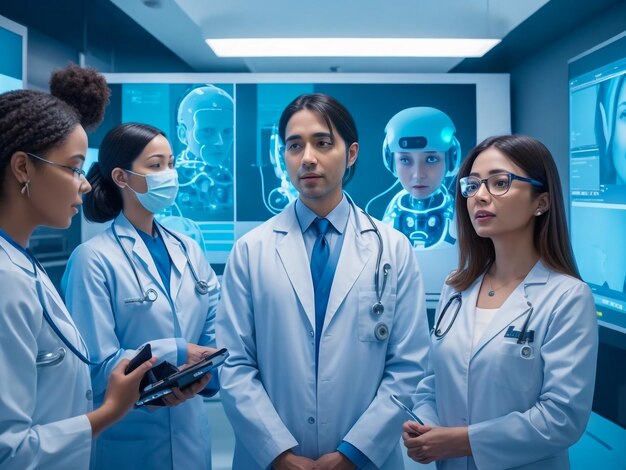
177, 85, 234, 167
383, 107, 460, 183
394, 151, 446, 199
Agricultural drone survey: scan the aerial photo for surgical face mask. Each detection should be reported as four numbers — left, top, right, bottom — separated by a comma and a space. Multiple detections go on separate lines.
126, 169, 179, 213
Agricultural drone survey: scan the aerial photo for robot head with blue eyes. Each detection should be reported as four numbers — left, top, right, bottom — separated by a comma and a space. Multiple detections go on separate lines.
381, 107, 461, 249
382, 107, 461, 184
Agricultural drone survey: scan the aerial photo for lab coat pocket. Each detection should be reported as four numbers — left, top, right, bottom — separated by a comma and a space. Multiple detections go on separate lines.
494, 341, 538, 391
358, 288, 397, 342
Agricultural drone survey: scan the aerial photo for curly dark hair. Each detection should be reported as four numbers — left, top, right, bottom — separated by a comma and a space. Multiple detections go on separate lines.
0, 63, 110, 197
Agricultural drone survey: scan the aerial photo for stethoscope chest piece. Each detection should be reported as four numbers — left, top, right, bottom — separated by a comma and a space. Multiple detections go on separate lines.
520, 345, 533, 358
145, 288, 158, 302
372, 301, 384, 316
374, 322, 389, 341
36, 347, 66, 367
195, 280, 210, 295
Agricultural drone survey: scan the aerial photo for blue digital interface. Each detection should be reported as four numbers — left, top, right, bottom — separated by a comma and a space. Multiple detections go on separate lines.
90, 81, 476, 287
0, 24, 23, 93
570, 34, 626, 332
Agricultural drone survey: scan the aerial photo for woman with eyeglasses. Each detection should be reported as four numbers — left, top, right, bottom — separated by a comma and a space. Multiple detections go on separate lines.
403, 135, 598, 469
0, 64, 156, 469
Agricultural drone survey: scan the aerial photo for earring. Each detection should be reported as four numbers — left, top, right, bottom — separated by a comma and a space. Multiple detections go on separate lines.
20, 180, 30, 198
535, 210, 542, 216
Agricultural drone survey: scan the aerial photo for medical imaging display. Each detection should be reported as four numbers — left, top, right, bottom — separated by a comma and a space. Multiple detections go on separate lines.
90, 81, 476, 290
0, 23, 22, 93
90, 83, 237, 265
569, 32, 626, 332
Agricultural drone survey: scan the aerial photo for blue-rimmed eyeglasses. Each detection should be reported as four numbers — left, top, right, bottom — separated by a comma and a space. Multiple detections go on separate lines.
459, 172, 543, 198
26, 152, 86, 181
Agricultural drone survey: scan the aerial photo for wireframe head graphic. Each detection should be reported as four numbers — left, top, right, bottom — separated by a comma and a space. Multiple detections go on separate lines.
177, 85, 234, 166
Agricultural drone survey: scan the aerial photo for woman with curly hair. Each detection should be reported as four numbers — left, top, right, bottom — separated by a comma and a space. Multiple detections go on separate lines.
0, 64, 156, 469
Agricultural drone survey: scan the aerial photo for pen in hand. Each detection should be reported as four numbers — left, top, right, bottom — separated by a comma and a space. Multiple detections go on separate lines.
390, 394, 424, 425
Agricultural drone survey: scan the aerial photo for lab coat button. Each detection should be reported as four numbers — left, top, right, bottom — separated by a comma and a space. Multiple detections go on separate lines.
86, 389, 93, 400
309, 330, 314, 337
308, 417, 315, 424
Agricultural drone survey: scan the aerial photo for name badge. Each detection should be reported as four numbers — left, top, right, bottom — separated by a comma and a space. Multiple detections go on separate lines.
504, 325, 534, 343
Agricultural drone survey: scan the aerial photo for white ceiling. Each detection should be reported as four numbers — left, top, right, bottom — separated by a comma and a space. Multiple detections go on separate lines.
111, 0, 550, 73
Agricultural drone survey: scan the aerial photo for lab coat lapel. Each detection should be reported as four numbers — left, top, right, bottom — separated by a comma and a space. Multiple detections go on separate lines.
471, 260, 550, 358
457, 276, 482, 355
0, 237, 35, 275
323, 208, 374, 329
275, 207, 316, 329
114, 214, 166, 295
158, 226, 187, 301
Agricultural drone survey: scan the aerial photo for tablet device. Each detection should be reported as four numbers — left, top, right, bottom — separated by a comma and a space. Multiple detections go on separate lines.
125, 343, 152, 375
136, 348, 228, 407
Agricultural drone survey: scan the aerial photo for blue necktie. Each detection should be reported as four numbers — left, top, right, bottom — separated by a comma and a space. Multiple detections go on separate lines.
311, 218, 330, 288
311, 218, 331, 374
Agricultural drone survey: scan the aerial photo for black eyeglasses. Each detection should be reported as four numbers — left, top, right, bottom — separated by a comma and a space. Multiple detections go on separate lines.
459, 172, 543, 198
26, 152, 86, 181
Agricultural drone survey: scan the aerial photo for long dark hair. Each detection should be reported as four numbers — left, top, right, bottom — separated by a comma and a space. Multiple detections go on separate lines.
448, 134, 579, 291
0, 64, 109, 199
83, 123, 165, 222
278, 93, 358, 186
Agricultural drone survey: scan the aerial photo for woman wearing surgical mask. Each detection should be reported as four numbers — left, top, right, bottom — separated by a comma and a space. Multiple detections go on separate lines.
62, 123, 220, 470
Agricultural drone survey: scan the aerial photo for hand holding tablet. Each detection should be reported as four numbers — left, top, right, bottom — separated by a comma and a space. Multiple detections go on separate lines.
136, 348, 229, 407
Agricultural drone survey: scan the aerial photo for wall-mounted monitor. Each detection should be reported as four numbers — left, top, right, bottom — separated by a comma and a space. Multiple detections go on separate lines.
569, 31, 626, 334
91, 73, 510, 304
0, 14, 26, 93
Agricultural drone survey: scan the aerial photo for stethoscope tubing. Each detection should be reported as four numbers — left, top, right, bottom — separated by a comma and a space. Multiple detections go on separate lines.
359, 207, 392, 341
111, 220, 209, 304
0, 229, 96, 366
296, 197, 391, 341
433, 289, 534, 345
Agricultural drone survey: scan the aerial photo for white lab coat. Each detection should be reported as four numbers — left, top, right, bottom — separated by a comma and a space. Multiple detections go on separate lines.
216, 201, 430, 470
62, 213, 219, 470
0, 237, 93, 469
414, 260, 598, 469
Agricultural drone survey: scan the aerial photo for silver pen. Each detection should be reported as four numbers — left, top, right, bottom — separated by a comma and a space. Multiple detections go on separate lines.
390, 394, 424, 424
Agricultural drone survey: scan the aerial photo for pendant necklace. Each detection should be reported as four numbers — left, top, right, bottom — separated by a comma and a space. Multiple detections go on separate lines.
486, 273, 525, 297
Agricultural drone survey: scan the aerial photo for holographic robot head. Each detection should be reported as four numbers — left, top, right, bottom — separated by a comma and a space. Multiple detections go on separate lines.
383, 107, 461, 199
176, 85, 234, 167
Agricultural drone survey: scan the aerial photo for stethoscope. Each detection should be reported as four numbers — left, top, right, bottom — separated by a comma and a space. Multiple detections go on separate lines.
433, 288, 536, 355
296, 197, 392, 341
0, 229, 95, 367
111, 221, 210, 304
432, 292, 462, 339
359, 206, 392, 342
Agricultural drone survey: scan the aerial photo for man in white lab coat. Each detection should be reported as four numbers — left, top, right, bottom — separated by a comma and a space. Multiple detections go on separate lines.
217, 93, 430, 469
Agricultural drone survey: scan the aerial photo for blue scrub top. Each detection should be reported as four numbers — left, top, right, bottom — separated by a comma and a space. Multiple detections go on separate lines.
136, 225, 172, 296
